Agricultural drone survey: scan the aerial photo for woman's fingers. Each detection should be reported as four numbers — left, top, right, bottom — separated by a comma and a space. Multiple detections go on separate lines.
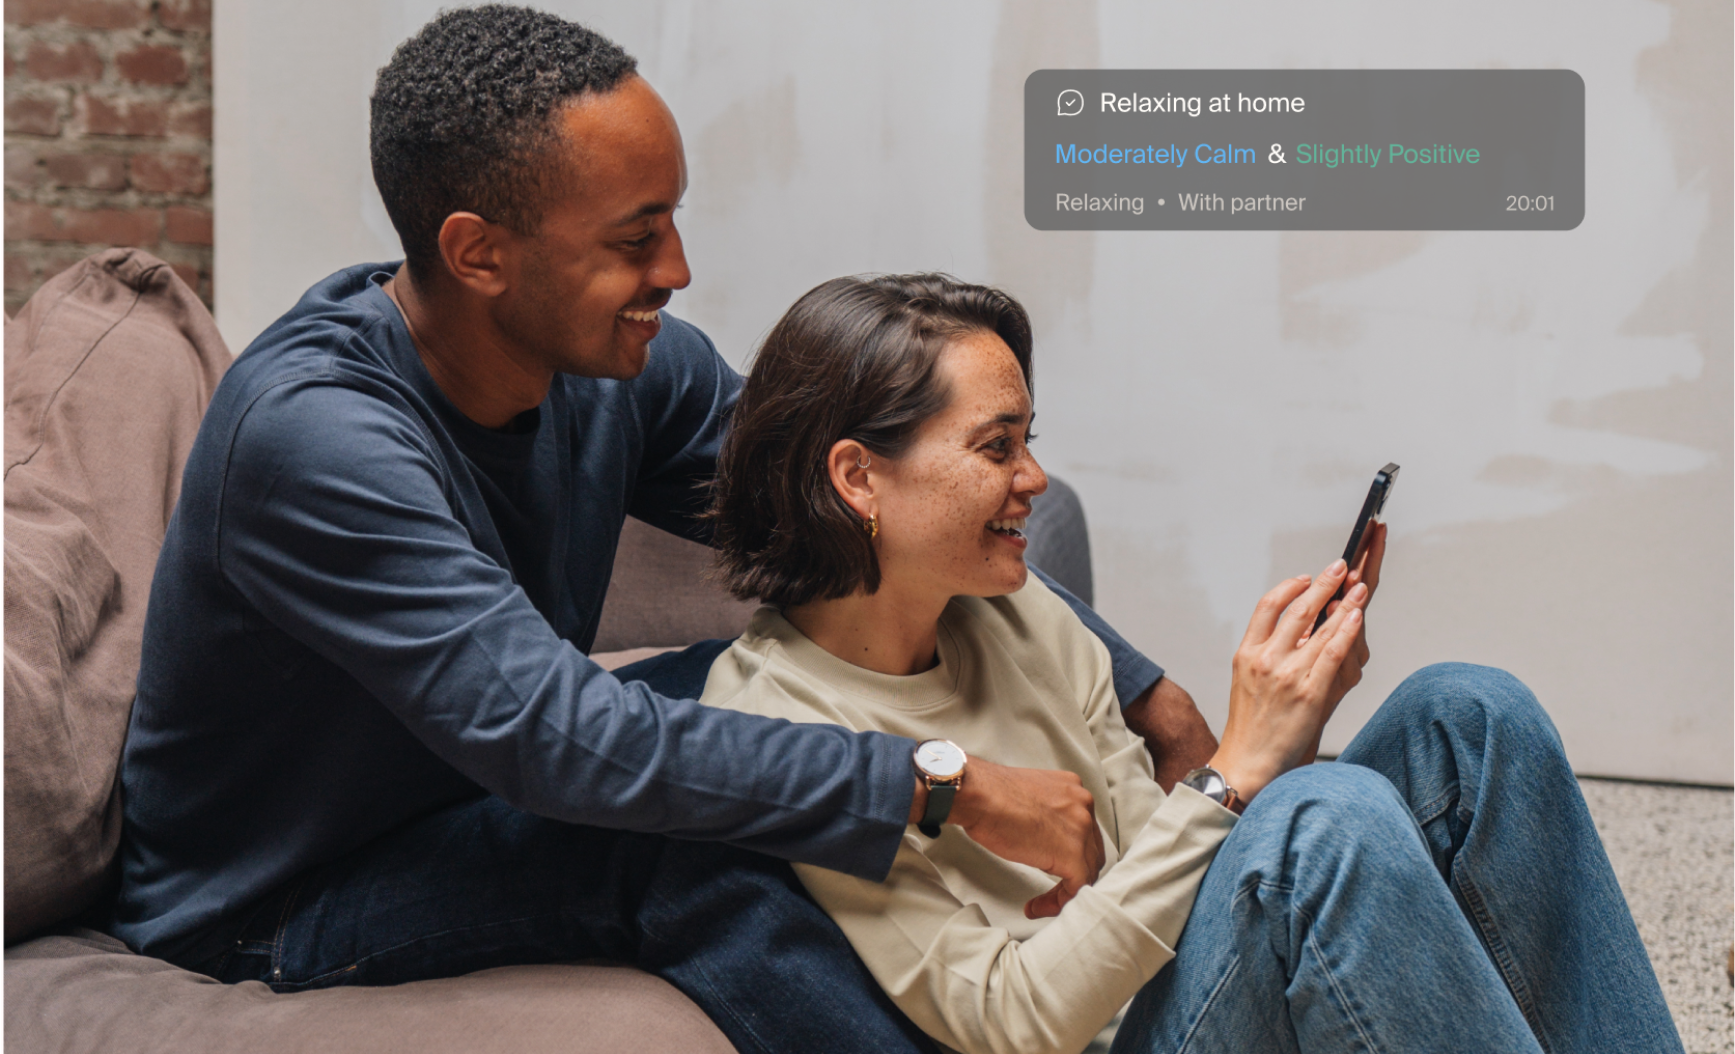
1240, 573, 1313, 648
1355, 522, 1388, 597
1273, 559, 1348, 645
1302, 595, 1364, 697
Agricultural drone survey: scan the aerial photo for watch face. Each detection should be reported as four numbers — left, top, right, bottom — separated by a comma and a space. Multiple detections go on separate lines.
1184, 768, 1227, 802
915, 739, 966, 779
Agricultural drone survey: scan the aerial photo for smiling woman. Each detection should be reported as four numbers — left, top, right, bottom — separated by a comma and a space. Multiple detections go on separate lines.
698, 272, 1684, 1054
708, 273, 1038, 622
701, 273, 1241, 1052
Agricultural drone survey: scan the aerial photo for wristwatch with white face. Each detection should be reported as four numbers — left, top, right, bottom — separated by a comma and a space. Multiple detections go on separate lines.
913, 739, 967, 837
1180, 766, 1244, 815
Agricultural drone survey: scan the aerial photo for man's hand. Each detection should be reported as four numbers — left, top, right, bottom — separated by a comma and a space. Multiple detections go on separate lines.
1122, 677, 1219, 793
912, 757, 1104, 920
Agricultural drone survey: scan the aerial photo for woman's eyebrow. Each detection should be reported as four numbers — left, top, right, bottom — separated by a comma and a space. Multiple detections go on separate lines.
968, 411, 1031, 436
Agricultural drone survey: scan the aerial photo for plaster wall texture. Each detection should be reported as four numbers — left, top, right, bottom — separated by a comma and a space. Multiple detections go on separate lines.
213, 0, 1733, 784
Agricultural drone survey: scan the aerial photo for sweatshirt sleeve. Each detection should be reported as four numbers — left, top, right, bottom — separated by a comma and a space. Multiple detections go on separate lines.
215, 378, 914, 880
791, 582, 1237, 1054
795, 786, 1234, 1054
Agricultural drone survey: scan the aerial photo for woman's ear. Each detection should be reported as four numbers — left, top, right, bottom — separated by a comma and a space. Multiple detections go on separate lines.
826, 439, 876, 521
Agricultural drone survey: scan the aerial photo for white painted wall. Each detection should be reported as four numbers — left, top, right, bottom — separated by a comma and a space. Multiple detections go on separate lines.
213, 0, 1732, 784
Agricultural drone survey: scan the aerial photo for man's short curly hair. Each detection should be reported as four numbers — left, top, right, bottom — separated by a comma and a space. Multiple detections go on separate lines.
370, 5, 638, 275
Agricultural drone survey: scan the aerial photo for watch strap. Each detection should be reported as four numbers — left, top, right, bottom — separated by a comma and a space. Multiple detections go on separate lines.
1183, 766, 1245, 816
918, 781, 957, 838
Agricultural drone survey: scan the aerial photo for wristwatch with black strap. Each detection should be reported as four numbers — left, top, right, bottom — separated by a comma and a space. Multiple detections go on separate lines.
912, 739, 967, 837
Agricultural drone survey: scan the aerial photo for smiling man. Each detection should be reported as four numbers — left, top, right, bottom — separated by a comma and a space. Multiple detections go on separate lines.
110, 8, 1216, 1053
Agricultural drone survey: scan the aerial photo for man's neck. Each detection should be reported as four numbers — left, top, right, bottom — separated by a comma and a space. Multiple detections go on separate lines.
783, 581, 951, 677
384, 264, 552, 430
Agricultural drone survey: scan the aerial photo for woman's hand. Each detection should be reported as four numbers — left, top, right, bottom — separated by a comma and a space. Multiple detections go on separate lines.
1310, 521, 1384, 711
1209, 560, 1370, 804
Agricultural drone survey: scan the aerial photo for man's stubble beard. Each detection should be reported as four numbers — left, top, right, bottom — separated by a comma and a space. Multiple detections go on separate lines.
501, 249, 634, 381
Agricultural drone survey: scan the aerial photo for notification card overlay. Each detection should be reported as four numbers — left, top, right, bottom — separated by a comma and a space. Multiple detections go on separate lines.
1026, 70, 1584, 231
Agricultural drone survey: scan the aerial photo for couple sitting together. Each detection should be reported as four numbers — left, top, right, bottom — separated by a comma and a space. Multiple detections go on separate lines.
111, 7, 1682, 1054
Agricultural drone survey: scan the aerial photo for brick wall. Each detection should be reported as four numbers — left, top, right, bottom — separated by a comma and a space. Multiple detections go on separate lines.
4, 0, 213, 315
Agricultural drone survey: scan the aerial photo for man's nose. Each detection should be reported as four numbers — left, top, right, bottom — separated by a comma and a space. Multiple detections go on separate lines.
649, 224, 691, 292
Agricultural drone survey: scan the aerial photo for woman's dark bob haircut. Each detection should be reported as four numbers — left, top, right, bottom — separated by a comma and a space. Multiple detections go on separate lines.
708, 273, 1033, 608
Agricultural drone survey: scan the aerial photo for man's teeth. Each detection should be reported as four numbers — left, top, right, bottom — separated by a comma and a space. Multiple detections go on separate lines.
619, 309, 659, 323
988, 518, 1028, 536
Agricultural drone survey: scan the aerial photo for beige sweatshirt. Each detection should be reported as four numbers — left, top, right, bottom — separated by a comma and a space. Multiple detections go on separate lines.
699, 576, 1238, 1054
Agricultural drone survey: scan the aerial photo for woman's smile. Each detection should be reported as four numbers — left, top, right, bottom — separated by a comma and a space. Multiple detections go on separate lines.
870, 329, 1048, 603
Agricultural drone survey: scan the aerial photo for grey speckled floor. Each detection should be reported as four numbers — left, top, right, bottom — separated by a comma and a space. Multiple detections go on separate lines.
1086, 778, 1733, 1054
1581, 778, 1733, 1054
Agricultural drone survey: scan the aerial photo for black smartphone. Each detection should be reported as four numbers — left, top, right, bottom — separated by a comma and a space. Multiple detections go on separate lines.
1312, 463, 1399, 633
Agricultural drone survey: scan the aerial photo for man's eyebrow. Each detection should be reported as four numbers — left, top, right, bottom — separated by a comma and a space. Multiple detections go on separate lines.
610, 201, 677, 226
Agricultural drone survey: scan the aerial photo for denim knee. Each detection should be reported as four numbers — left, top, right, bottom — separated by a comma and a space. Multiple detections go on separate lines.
1232, 765, 1439, 955
1251, 763, 1407, 826
1389, 663, 1564, 754
1244, 763, 1422, 868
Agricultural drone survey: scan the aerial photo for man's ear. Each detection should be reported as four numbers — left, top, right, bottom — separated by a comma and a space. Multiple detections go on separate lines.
436, 212, 511, 297
826, 439, 877, 521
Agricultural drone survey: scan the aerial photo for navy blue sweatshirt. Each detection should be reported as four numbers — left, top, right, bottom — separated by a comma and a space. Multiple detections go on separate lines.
113, 263, 1161, 964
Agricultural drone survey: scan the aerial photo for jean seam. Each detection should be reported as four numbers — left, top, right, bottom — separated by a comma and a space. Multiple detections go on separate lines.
273, 908, 618, 991
267, 877, 308, 984
1410, 783, 1459, 828
1296, 904, 1382, 1054
204, 882, 297, 982
1172, 953, 1243, 1054
637, 911, 776, 1054
1452, 865, 1550, 1054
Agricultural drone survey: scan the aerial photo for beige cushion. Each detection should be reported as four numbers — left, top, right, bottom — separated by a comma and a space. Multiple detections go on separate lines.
4, 250, 230, 942
591, 646, 683, 671
592, 517, 757, 652
5, 930, 735, 1054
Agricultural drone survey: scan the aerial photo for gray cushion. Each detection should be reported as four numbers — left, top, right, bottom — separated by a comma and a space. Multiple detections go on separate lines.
1023, 476, 1095, 607
5, 930, 735, 1054
591, 517, 757, 652
592, 474, 1095, 651
4, 250, 230, 942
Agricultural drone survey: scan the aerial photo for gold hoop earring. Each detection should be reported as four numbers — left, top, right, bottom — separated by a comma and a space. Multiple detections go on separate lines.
864, 513, 879, 540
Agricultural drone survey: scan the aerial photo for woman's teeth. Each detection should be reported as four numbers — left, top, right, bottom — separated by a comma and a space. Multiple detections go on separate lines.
619, 309, 659, 323
988, 518, 1027, 538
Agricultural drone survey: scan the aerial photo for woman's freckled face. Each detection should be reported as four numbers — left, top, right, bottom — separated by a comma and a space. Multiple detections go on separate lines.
872, 330, 1048, 600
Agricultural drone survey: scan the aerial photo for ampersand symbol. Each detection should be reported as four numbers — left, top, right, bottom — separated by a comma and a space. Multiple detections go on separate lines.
1269, 143, 1286, 163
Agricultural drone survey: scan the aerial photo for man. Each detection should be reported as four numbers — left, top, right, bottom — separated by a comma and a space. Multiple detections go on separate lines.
112, 8, 1219, 1051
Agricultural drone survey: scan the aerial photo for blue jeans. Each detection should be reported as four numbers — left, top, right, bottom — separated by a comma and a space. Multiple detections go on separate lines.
1111, 663, 1684, 1054
185, 640, 938, 1054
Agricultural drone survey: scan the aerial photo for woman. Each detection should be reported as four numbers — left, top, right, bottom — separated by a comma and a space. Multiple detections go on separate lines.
700, 273, 1682, 1054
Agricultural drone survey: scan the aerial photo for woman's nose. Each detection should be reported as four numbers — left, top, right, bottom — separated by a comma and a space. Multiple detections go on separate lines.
1018, 451, 1049, 498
